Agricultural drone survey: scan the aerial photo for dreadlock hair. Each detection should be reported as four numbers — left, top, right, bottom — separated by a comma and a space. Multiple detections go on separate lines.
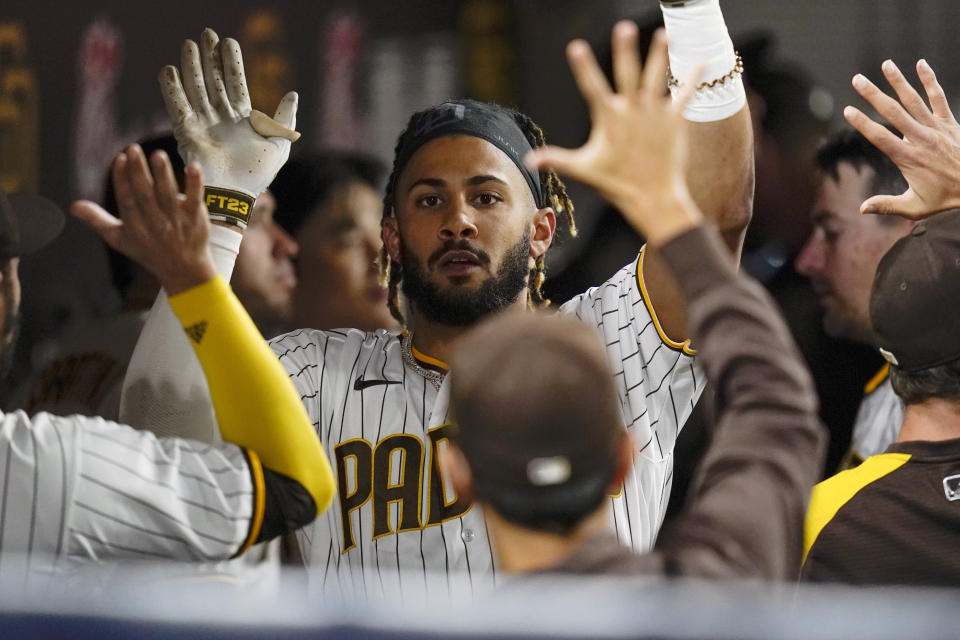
378, 102, 577, 326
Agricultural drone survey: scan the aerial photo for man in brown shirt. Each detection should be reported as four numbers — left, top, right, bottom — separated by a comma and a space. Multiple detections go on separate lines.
802, 58, 960, 586
442, 24, 827, 580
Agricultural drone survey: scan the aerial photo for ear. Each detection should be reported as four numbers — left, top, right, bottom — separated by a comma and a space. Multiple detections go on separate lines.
439, 444, 474, 504
382, 215, 401, 262
607, 432, 634, 491
529, 207, 556, 260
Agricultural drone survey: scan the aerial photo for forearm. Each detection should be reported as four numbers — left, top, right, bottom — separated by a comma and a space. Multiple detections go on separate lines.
654, 225, 826, 579
165, 276, 333, 515
119, 226, 242, 441
662, 0, 754, 248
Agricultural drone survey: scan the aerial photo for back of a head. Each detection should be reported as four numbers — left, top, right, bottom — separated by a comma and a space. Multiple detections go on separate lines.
871, 210, 960, 404
449, 312, 623, 533
270, 152, 384, 237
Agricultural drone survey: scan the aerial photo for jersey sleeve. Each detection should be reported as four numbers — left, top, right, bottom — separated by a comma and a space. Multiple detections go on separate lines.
559, 247, 704, 462
0, 410, 256, 564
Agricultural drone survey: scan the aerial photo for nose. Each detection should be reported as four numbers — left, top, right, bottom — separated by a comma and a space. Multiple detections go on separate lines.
269, 222, 299, 259
438, 203, 478, 241
794, 232, 823, 277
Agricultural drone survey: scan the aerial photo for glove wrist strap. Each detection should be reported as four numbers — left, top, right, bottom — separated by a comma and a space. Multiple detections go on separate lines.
204, 186, 256, 230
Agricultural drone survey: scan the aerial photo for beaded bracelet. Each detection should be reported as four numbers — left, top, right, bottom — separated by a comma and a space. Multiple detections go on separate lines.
667, 53, 743, 91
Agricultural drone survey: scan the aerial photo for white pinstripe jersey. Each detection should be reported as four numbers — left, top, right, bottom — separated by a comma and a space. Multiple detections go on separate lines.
0, 408, 255, 575
850, 366, 903, 463
272, 249, 704, 595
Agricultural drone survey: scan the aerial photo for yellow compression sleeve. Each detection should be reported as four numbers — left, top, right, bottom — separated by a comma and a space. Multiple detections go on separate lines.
167, 276, 334, 515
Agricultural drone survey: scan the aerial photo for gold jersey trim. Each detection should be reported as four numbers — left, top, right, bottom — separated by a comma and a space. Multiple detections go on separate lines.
636, 246, 696, 356
803, 452, 911, 564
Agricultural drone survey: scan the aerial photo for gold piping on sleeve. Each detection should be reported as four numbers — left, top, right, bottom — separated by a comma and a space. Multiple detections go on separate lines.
863, 364, 890, 395
636, 246, 696, 356
235, 448, 266, 557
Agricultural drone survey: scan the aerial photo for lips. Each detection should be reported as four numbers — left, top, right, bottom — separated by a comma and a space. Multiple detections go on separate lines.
436, 250, 483, 277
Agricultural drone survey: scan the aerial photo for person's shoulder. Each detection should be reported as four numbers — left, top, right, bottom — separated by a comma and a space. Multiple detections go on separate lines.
805, 452, 912, 560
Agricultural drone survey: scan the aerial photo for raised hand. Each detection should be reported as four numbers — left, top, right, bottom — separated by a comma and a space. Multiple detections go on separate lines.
72, 146, 216, 295
844, 59, 960, 219
526, 23, 703, 246
160, 28, 299, 211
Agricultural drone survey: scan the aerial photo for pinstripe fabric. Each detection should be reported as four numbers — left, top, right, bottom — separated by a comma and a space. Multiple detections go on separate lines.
272, 251, 704, 596
0, 409, 254, 572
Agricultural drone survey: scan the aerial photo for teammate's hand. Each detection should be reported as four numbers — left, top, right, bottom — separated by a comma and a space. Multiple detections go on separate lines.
160, 28, 299, 200
72, 145, 216, 296
845, 59, 960, 219
526, 24, 703, 246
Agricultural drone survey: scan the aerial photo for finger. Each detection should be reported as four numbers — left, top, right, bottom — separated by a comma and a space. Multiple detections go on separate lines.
843, 105, 907, 160
851, 73, 925, 138
220, 37, 252, 116
111, 153, 141, 222
124, 145, 160, 218
612, 21, 641, 94
71, 200, 124, 250
881, 59, 935, 126
180, 39, 214, 120
641, 29, 669, 101
150, 151, 180, 216
184, 162, 206, 218
566, 39, 612, 110
917, 59, 956, 123
273, 91, 298, 130
525, 145, 588, 182
861, 192, 922, 217
200, 27, 237, 120
671, 62, 705, 114
158, 65, 196, 129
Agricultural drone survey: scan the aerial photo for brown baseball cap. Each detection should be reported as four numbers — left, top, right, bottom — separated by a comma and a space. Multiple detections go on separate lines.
870, 210, 960, 372
0, 188, 65, 259
449, 312, 625, 532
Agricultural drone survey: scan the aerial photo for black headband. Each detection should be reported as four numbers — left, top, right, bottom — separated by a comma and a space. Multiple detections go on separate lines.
391, 100, 546, 210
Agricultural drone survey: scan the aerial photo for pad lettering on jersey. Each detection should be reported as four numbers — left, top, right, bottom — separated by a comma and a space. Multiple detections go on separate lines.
333, 425, 471, 553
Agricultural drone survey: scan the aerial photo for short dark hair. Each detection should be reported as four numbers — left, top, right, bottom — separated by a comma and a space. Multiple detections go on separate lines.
103, 134, 183, 298
816, 128, 907, 215
270, 152, 385, 237
890, 359, 960, 405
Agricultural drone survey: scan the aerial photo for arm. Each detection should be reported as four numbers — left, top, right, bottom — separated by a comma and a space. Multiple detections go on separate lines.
844, 59, 960, 218
653, 226, 825, 579
119, 28, 298, 441
528, 25, 822, 579
72, 145, 333, 522
644, 0, 754, 342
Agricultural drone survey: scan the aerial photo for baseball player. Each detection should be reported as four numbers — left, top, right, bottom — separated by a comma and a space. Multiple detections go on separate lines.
120, 0, 752, 595
0, 147, 334, 575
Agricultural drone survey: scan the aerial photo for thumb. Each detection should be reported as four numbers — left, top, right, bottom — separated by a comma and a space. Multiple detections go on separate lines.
71, 201, 124, 251
861, 192, 927, 219
273, 91, 298, 131
525, 145, 587, 182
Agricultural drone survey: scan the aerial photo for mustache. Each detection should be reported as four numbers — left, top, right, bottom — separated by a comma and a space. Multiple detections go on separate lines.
427, 239, 491, 269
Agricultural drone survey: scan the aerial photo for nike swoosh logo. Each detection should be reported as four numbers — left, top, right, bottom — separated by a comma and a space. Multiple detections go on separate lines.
354, 378, 402, 391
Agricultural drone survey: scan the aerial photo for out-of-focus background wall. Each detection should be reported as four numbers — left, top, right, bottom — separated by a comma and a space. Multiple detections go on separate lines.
1, 0, 958, 445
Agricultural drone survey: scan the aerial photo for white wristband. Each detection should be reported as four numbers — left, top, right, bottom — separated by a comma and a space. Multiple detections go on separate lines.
661, 0, 745, 123
209, 223, 242, 280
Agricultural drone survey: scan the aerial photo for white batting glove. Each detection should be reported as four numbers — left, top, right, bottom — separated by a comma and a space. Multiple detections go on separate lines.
158, 27, 300, 229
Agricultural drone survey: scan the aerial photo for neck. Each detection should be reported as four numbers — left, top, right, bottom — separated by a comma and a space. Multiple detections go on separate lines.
898, 398, 960, 443
485, 504, 609, 574
408, 295, 528, 364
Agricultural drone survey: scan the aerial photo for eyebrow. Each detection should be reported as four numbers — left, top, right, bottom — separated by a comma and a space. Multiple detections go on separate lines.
407, 174, 508, 193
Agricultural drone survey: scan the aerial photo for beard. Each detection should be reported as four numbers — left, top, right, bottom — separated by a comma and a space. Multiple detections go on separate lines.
400, 231, 530, 327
